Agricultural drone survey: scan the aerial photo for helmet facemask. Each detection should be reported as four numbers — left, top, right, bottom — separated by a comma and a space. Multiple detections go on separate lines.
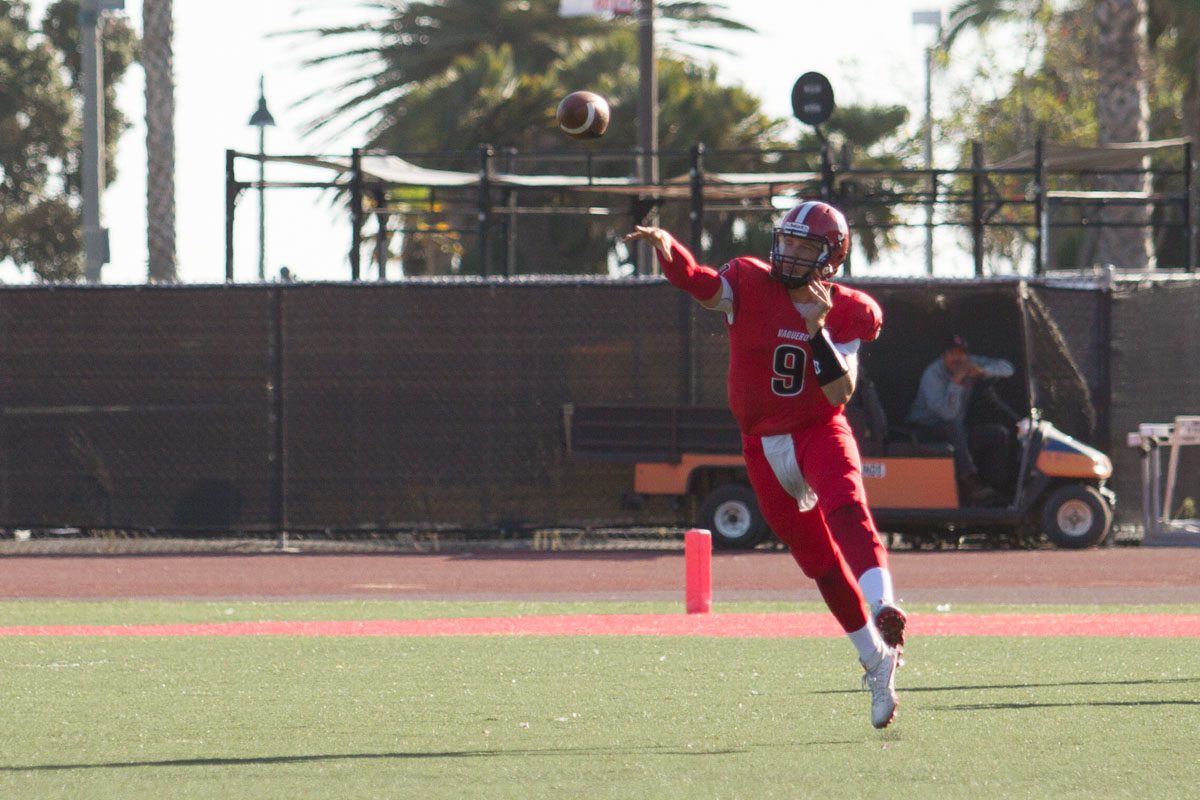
770, 231, 831, 288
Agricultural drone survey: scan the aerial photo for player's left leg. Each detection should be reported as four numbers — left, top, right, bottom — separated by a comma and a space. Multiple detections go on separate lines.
800, 416, 906, 647
743, 435, 876, 635
744, 433, 897, 726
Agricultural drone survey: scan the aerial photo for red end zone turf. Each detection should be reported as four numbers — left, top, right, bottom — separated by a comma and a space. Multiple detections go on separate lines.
1, 612, 1198, 638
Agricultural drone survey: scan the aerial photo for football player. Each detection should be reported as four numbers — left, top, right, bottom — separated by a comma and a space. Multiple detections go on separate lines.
624, 200, 903, 728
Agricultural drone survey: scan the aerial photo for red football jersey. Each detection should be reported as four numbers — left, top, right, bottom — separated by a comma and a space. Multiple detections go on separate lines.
720, 256, 882, 436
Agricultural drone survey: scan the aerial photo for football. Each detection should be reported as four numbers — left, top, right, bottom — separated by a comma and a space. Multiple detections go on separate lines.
556, 91, 610, 139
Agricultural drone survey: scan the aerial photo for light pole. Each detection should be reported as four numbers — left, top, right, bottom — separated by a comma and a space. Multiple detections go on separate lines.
913, 9, 942, 277
79, 0, 125, 283
636, 0, 659, 276
248, 76, 276, 282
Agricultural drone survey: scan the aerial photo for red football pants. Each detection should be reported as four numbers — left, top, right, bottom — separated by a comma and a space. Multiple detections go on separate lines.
741, 414, 889, 581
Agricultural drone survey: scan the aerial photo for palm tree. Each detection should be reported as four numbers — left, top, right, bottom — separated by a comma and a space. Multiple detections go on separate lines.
367, 32, 781, 276
143, 0, 177, 281
1148, 0, 1200, 267
1150, 0, 1200, 137
943, 0, 1046, 42
945, 0, 1155, 269
280, 0, 759, 276
1093, 0, 1154, 269
287, 0, 751, 143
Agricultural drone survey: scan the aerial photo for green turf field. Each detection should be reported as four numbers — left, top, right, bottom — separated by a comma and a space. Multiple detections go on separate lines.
1, 601, 1197, 799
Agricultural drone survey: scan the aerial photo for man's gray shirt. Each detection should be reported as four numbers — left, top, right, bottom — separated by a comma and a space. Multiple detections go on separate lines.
906, 355, 1015, 426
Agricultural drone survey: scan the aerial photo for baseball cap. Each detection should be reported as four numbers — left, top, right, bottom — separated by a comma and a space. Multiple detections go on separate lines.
944, 333, 969, 352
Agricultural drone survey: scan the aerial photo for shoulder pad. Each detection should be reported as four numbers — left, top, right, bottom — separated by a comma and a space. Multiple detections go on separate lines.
827, 285, 883, 342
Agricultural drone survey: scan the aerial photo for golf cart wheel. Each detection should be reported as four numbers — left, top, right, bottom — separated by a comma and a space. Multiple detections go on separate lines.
1041, 484, 1112, 549
700, 483, 768, 549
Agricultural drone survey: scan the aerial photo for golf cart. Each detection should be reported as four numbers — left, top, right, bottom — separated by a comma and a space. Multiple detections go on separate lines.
845, 370, 1115, 549
563, 280, 1116, 549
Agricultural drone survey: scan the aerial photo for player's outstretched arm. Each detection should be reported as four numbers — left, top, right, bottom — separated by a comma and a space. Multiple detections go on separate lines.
622, 227, 723, 309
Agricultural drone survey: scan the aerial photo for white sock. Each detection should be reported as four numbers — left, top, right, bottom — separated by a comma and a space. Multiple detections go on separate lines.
858, 567, 895, 611
848, 622, 886, 666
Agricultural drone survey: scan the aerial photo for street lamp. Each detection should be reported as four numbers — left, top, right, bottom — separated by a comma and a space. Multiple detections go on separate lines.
248, 76, 276, 282
79, 0, 126, 283
635, 0, 659, 276
913, 9, 942, 277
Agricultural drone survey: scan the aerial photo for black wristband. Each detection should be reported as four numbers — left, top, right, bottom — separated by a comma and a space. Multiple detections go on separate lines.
810, 328, 849, 386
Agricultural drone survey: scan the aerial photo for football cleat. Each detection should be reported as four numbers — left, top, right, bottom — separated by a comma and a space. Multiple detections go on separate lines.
861, 646, 900, 729
873, 602, 907, 650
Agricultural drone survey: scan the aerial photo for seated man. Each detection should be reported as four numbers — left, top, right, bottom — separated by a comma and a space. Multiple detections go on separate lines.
905, 334, 1014, 504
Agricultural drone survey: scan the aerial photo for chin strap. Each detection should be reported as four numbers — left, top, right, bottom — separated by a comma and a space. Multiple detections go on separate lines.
772, 251, 826, 288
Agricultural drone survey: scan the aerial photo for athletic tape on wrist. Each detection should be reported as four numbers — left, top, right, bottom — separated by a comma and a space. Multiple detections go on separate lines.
810, 328, 849, 386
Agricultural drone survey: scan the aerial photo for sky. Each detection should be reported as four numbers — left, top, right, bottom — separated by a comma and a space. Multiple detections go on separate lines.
14, 0, 994, 285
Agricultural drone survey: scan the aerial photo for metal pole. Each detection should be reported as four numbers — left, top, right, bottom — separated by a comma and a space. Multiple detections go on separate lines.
225, 149, 236, 281
923, 43, 934, 276
504, 148, 517, 278
684, 140, 703, 406
637, 0, 659, 187
504, 189, 517, 278
478, 144, 493, 277
833, 144, 850, 275
257, 126, 266, 281
688, 143, 704, 255
350, 148, 363, 281
1149, 442, 1163, 527
972, 141, 984, 277
1184, 140, 1195, 272
374, 188, 388, 280
819, 142, 834, 202
268, 286, 286, 539
248, 76, 275, 280
1034, 138, 1045, 276
1098, 265, 1114, 453
80, 1, 115, 283
636, 0, 659, 276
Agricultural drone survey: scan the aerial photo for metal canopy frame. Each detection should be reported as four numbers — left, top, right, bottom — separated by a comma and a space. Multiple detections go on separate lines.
224, 138, 1195, 282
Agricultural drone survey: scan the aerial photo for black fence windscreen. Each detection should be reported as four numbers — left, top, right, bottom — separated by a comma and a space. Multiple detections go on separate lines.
1107, 280, 1200, 522
279, 280, 690, 530
846, 281, 1031, 433
0, 287, 273, 530
0, 277, 1196, 534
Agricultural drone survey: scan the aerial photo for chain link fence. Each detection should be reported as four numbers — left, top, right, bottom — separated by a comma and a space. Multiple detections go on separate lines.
1, 275, 1196, 552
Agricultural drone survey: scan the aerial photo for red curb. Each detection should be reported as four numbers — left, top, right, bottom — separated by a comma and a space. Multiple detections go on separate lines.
1, 612, 1198, 638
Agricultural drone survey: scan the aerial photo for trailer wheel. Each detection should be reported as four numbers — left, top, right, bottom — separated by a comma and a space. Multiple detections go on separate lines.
700, 483, 768, 549
1041, 484, 1112, 549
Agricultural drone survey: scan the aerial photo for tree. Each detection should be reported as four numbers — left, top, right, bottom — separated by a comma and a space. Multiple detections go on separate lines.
287, 0, 751, 143
1149, 0, 1200, 137
782, 105, 915, 269
0, 0, 136, 281
1148, 0, 1200, 267
942, 0, 1200, 269
944, 0, 1156, 269
286, 0, 765, 276
361, 33, 784, 276
1093, 0, 1154, 269
1, 1, 76, 279
944, 8, 1105, 269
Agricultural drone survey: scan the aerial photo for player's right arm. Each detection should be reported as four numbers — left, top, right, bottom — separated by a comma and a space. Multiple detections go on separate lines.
622, 226, 724, 309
